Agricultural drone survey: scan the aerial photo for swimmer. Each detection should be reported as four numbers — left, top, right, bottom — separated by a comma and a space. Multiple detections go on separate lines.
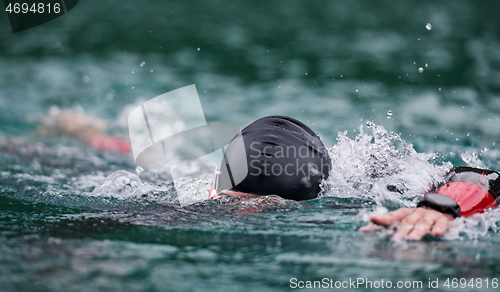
211, 115, 500, 241
41, 109, 499, 241
37, 107, 131, 153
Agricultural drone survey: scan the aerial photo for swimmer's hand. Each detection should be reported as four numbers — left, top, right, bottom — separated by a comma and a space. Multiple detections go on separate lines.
359, 207, 454, 241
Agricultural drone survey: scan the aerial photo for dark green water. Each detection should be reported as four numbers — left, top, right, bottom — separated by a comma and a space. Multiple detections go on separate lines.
1, 0, 500, 291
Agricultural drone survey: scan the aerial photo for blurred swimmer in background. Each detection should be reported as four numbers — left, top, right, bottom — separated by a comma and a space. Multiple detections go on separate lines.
37, 106, 131, 153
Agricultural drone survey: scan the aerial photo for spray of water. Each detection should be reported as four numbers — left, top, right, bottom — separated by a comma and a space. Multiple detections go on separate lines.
69, 121, 500, 240
322, 122, 452, 207
323, 122, 500, 240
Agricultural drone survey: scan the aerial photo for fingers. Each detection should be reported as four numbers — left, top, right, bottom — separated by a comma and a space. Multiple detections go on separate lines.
368, 208, 414, 227
359, 224, 383, 232
359, 207, 455, 241
430, 213, 454, 237
358, 208, 413, 233
391, 208, 452, 241
391, 208, 432, 241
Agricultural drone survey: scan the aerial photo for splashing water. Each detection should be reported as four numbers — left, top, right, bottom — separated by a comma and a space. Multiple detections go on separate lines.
460, 151, 486, 169
90, 170, 148, 199
323, 123, 500, 241
85, 121, 500, 242
322, 122, 453, 207
444, 210, 500, 240
4, 118, 497, 243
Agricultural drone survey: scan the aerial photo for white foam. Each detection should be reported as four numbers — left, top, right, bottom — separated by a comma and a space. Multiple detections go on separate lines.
322, 122, 452, 207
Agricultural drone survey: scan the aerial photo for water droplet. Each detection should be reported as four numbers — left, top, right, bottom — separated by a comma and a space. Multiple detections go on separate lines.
131, 71, 135, 74
140, 61, 146, 67
82, 75, 90, 83
438, 88, 442, 91
131, 86, 135, 89
135, 166, 144, 175
197, 47, 200, 51
150, 69, 154, 73
355, 89, 359, 92
305, 72, 308, 75
418, 67, 424, 73
387, 110, 393, 119
425, 63, 428, 67
426, 23, 432, 30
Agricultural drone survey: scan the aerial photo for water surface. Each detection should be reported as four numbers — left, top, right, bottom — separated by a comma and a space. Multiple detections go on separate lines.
1, 1, 500, 291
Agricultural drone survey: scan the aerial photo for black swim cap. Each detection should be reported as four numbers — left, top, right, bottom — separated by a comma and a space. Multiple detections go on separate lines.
218, 115, 331, 200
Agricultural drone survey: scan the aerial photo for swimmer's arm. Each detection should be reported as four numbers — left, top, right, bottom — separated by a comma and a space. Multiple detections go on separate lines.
38, 109, 131, 153
359, 207, 454, 241
361, 167, 500, 241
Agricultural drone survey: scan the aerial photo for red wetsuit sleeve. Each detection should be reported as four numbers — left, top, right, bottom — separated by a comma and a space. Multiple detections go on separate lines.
435, 182, 497, 217
85, 136, 131, 153
434, 168, 499, 217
